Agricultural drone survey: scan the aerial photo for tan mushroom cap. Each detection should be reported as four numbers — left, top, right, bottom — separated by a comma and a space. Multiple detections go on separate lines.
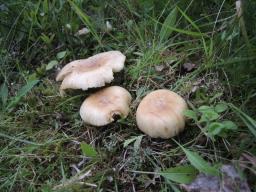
80, 86, 132, 126
56, 51, 125, 94
136, 89, 187, 139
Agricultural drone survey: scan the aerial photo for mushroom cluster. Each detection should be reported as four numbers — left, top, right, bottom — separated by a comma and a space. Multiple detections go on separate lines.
56, 51, 188, 139
56, 51, 131, 127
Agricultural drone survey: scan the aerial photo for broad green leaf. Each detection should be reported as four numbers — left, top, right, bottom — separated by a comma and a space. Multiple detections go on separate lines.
7, 80, 39, 110
57, 51, 67, 60
198, 105, 220, 122
159, 7, 177, 42
0, 83, 8, 107
222, 120, 237, 130
80, 142, 98, 158
160, 165, 198, 184
199, 111, 219, 122
184, 110, 197, 121
207, 122, 225, 136
215, 103, 228, 113
181, 147, 219, 176
205, 111, 219, 121
198, 105, 213, 112
46, 60, 58, 70
207, 121, 237, 138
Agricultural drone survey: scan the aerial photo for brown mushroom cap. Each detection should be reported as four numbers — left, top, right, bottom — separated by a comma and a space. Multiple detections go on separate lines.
136, 89, 187, 139
56, 51, 125, 95
80, 86, 132, 126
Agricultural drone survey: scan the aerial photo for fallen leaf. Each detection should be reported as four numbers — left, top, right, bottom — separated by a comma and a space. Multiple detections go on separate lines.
183, 63, 196, 71
221, 164, 251, 192
181, 173, 220, 192
155, 65, 165, 72
181, 164, 251, 192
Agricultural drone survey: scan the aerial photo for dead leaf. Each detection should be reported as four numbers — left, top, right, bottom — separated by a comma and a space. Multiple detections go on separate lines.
181, 164, 251, 192
180, 173, 220, 192
221, 164, 251, 192
183, 63, 197, 72
155, 65, 165, 72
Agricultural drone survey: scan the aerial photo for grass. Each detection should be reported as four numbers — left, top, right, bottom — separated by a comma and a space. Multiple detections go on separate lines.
1, 0, 256, 191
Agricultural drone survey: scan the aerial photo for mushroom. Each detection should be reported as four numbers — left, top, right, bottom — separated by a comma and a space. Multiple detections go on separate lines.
136, 89, 187, 139
56, 51, 125, 95
80, 86, 132, 126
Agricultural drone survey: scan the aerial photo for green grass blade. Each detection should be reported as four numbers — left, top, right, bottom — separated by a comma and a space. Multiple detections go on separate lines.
176, 6, 201, 32
0, 132, 43, 146
176, 6, 211, 56
6, 79, 39, 110
68, 0, 102, 46
26, 0, 41, 49
150, 16, 206, 37
228, 103, 256, 137
0, 83, 8, 107
159, 7, 177, 42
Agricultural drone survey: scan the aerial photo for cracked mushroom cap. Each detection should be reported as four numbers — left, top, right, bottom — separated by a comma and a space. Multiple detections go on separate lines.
80, 86, 132, 126
56, 51, 125, 94
136, 89, 187, 139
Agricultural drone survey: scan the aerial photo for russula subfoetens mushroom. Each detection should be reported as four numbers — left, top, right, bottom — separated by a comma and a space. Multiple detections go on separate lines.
80, 86, 132, 126
136, 89, 187, 139
56, 51, 125, 95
